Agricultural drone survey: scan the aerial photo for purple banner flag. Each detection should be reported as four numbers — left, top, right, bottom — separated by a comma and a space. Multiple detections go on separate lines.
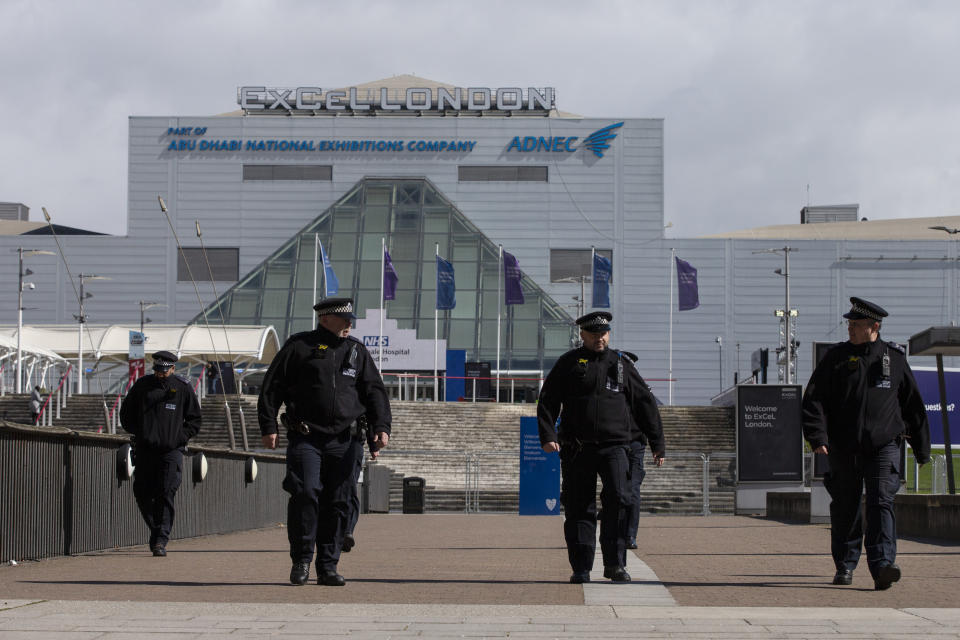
675, 256, 699, 311
503, 250, 525, 305
383, 248, 399, 301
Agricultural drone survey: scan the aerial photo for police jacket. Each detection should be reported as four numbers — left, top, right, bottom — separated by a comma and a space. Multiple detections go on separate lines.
120, 373, 202, 451
537, 347, 665, 453
801, 337, 930, 463
257, 326, 392, 437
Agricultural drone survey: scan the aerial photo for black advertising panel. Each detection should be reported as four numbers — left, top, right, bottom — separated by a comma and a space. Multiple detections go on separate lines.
464, 362, 491, 399
737, 384, 803, 483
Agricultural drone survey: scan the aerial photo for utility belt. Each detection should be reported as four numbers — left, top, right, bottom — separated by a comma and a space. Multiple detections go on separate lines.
281, 411, 370, 444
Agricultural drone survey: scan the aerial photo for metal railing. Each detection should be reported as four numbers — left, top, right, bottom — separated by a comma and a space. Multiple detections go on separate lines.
0, 422, 286, 563
373, 448, 737, 516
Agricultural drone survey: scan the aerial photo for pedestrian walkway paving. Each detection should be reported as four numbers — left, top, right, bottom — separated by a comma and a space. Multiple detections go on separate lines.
1, 514, 958, 638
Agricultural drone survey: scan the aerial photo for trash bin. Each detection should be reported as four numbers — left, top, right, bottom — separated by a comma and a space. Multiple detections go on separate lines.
402, 476, 425, 514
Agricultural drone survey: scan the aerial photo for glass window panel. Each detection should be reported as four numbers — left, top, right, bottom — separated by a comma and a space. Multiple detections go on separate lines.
509, 320, 539, 348
292, 288, 316, 318
544, 325, 574, 351
363, 206, 390, 233
423, 185, 443, 206
455, 261, 478, 289
360, 234, 384, 261
329, 260, 354, 286
365, 185, 393, 206
479, 320, 498, 353
451, 290, 476, 320
449, 319, 477, 351
263, 290, 289, 313
423, 207, 449, 233
329, 237, 357, 261
264, 264, 292, 288
228, 291, 259, 320
333, 210, 359, 233
388, 288, 416, 317
293, 261, 317, 288
550, 249, 613, 283
359, 261, 381, 288
304, 216, 331, 234
480, 291, 500, 319
392, 261, 418, 286
513, 298, 540, 320
355, 290, 379, 316
422, 235, 447, 261
398, 183, 422, 205
288, 317, 314, 335
393, 207, 421, 233
389, 235, 420, 261
451, 236, 478, 261
394, 316, 415, 330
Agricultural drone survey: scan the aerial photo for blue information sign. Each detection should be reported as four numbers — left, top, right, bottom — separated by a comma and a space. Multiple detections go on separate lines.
518, 416, 561, 516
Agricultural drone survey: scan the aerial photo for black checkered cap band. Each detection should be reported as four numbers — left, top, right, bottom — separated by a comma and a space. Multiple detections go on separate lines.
581, 316, 611, 331
851, 302, 883, 322
153, 359, 175, 368
317, 301, 353, 315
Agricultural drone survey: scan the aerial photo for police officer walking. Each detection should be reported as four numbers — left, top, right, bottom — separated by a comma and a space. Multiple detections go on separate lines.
802, 297, 930, 590
258, 298, 391, 586
538, 312, 665, 583
120, 350, 202, 557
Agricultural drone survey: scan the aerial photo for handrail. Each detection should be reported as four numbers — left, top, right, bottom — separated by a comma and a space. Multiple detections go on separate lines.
36, 365, 73, 426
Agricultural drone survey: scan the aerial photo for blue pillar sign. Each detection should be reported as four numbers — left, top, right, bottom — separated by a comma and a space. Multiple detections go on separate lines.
518, 416, 561, 515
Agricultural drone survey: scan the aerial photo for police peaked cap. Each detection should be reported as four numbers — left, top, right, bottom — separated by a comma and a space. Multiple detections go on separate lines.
576, 311, 613, 333
313, 297, 356, 319
842, 297, 888, 322
152, 350, 178, 368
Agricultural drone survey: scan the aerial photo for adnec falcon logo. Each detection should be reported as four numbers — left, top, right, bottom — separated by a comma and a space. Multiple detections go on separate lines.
582, 122, 624, 158
504, 121, 625, 159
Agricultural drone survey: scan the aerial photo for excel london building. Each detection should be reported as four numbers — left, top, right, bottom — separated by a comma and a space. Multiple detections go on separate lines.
2, 75, 959, 405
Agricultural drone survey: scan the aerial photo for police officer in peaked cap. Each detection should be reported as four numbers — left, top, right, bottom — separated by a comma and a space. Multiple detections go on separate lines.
802, 297, 930, 590
258, 297, 392, 586
120, 350, 202, 556
538, 311, 665, 584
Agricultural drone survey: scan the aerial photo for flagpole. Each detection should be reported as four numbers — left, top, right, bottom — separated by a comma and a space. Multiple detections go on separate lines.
497, 244, 502, 402
590, 246, 595, 311
434, 243, 439, 403
313, 234, 319, 322
669, 248, 675, 406
379, 237, 385, 371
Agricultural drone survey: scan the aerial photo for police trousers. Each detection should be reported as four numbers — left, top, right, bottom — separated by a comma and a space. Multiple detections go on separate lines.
560, 442, 631, 572
283, 429, 358, 571
624, 441, 648, 544
132, 447, 183, 548
825, 440, 901, 577
346, 435, 365, 536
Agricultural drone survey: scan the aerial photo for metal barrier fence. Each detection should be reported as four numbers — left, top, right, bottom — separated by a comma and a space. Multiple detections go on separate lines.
0, 422, 287, 563
374, 449, 738, 516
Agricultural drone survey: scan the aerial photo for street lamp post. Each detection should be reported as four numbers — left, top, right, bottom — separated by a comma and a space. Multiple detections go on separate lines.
15, 247, 54, 393
715, 336, 723, 391
139, 300, 165, 335
754, 247, 797, 383
74, 273, 109, 394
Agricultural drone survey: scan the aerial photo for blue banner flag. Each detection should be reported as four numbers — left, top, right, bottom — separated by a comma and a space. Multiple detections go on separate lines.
436, 255, 456, 310
383, 248, 399, 301
318, 240, 339, 296
591, 253, 612, 308
503, 250, 525, 305
676, 256, 700, 311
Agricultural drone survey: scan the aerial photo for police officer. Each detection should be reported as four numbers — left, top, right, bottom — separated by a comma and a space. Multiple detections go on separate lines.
258, 298, 391, 586
538, 312, 665, 583
120, 350, 202, 557
802, 297, 930, 590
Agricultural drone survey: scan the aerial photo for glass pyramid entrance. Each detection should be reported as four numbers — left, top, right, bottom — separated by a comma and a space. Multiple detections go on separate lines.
194, 178, 575, 372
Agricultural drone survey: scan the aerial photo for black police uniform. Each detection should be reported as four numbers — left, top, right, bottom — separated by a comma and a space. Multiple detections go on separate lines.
802, 297, 930, 588
538, 313, 665, 581
258, 300, 391, 584
619, 352, 650, 549
120, 351, 202, 555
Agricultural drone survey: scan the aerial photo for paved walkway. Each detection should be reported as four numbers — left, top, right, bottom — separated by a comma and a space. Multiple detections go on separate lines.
1, 514, 958, 638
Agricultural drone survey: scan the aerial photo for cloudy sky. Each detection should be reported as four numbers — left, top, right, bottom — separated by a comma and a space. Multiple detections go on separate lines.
1, 0, 958, 238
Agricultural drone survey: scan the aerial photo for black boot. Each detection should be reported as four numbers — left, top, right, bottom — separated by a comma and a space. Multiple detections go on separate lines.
289, 561, 310, 586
